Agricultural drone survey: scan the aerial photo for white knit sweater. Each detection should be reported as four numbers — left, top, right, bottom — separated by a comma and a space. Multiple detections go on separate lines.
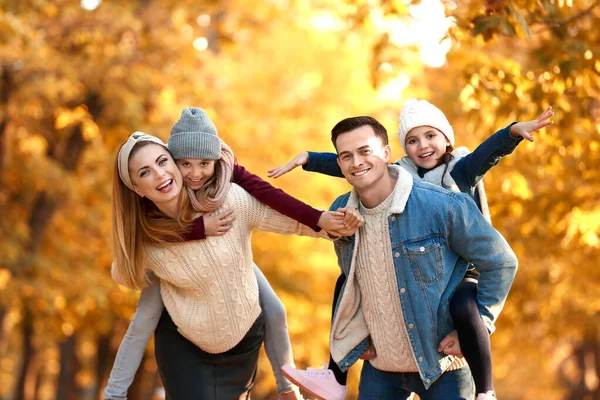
146, 184, 326, 354
356, 194, 418, 372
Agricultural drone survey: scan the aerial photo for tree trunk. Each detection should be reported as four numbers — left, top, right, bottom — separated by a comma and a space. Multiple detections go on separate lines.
27, 192, 59, 253
0, 305, 9, 355
34, 361, 45, 400
0, 64, 13, 167
14, 309, 34, 400
128, 351, 157, 400
94, 333, 114, 399
55, 334, 82, 400
206, 10, 226, 54
561, 321, 600, 399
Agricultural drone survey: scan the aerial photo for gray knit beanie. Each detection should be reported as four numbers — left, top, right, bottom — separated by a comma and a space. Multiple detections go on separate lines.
168, 108, 222, 160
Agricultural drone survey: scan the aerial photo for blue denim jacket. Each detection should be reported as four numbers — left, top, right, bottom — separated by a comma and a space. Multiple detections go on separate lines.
305, 123, 521, 204
328, 166, 518, 389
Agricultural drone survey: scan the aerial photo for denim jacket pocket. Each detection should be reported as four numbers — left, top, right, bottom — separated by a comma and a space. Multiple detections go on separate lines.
401, 237, 444, 285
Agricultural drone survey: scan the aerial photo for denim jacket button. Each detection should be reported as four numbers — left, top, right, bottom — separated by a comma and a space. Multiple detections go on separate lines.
419, 246, 425, 252
391, 216, 396, 221
419, 357, 424, 362
408, 323, 414, 329
394, 252, 400, 257
400, 288, 406, 294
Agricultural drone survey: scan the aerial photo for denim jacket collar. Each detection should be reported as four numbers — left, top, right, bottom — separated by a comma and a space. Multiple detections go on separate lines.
345, 165, 414, 216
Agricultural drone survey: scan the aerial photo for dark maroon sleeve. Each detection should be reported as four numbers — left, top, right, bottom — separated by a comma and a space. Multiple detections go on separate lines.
233, 164, 323, 231
181, 216, 206, 241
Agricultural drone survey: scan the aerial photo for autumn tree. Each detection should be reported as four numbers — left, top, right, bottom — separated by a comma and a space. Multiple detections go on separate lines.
1, 0, 598, 399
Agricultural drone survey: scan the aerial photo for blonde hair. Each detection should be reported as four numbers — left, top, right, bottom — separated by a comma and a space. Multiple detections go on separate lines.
111, 141, 194, 289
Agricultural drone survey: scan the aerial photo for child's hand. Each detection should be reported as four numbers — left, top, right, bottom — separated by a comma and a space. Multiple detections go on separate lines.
360, 343, 377, 360
317, 210, 346, 232
204, 209, 235, 236
438, 330, 463, 357
510, 106, 554, 142
267, 151, 309, 178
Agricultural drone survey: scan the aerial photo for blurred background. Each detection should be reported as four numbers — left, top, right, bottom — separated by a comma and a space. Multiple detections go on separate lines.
0, 0, 599, 399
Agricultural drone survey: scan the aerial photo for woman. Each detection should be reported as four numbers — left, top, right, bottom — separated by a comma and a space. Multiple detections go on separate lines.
111, 117, 358, 398
106, 109, 360, 400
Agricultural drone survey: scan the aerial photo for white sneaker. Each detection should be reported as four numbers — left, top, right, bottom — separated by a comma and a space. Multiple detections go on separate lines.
281, 363, 347, 400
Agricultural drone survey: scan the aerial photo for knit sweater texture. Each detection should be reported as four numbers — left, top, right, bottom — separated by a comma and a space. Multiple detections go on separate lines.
146, 183, 325, 353
357, 194, 418, 372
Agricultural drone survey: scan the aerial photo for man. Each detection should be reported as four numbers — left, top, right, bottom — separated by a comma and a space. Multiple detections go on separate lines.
294, 116, 517, 399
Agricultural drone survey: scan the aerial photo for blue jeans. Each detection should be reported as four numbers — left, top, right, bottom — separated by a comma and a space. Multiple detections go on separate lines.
358, 361, 475, 400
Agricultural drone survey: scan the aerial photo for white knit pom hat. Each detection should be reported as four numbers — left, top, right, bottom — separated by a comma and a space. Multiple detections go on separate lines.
398, 99, 454, 154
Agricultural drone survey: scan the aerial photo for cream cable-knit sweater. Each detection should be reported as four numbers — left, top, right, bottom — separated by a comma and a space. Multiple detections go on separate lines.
145, 184, 326, 354
357, 194, 419, 372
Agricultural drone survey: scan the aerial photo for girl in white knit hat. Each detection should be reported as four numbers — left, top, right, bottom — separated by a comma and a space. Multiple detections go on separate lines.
107, 109, 362, 399
269, 100, 553, 400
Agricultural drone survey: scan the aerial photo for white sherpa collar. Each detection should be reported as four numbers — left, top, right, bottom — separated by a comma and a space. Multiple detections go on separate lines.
345, 164, 414, 215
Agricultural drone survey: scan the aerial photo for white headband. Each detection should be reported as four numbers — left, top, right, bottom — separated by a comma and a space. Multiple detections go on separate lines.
117, 132, 166, 191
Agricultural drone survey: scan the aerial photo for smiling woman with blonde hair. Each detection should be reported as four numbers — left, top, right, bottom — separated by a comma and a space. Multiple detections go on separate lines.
109, 114, 360, 399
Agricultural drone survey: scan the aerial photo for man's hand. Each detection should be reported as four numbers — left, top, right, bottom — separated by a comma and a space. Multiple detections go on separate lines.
360, 343, 377, 360
341, 207, 363, 230
334, 207, 363, 236
510, 106, 554, 142
318, 208, 364, 234
267, 151, 309, 178
204, 209, 235, 236
438, 330, 463, 357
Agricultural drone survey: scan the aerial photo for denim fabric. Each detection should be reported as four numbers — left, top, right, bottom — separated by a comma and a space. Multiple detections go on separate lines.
329, 174, 518, 389
358, 361, 475, 400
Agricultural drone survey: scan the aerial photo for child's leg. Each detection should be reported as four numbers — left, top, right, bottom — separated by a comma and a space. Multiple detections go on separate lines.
104, 279, 164, 400
253, 264, 297, 396
449, 277, 494, 395
328, 273, 348, 386
280, 273, 348, 400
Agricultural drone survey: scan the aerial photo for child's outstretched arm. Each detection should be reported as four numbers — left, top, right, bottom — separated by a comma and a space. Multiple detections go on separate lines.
234, 163, 352, 234
268, 151, 343, 179
104, 279, 164, 400
455, 107, 554, 190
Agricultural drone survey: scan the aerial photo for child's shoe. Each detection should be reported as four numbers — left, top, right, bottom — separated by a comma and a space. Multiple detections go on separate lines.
281, 363, 347, 400
476, 391, 496, 400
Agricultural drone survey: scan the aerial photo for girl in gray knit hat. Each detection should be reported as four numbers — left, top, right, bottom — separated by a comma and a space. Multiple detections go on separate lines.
268, 102, 554, 400
107, 109, 363, 400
